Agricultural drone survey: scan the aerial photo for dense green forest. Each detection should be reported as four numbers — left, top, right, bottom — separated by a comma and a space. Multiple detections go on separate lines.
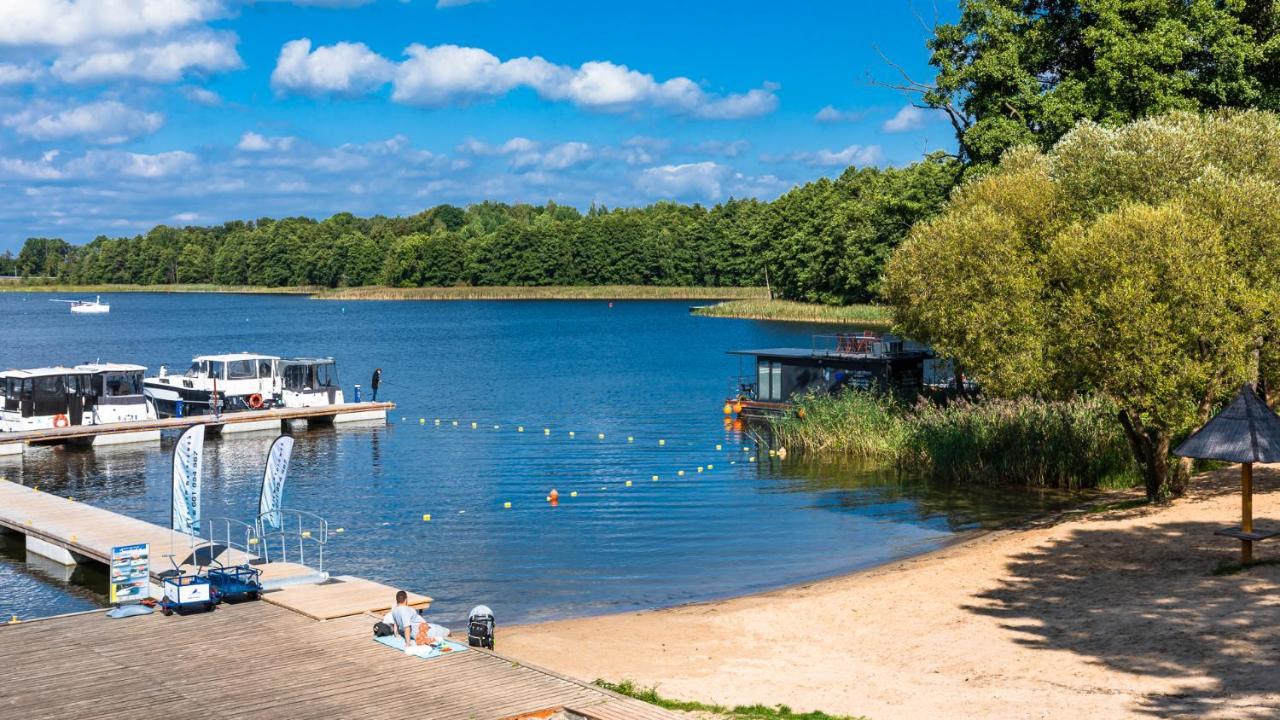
0, 155, 960, 305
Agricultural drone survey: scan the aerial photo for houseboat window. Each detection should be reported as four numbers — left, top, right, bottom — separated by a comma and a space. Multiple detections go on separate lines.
227, 359, 257, 380
102, 372, 142, 397
32, 375, 66, 416
258, 359, 274, 378
757, 360, 783, 401
2, 378, 16, 411
315, 362, 336, 388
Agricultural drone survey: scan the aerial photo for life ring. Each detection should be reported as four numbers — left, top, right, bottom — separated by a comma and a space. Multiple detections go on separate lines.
53, 414, 69, 428
247, 393, 264, 409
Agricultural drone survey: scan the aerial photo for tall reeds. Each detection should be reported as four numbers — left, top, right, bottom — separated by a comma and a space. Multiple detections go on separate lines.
693, 299, 892, 326
772, 392, 1138, 490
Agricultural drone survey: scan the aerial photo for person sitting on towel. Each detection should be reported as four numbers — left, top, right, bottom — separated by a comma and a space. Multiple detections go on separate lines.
385, 590, 448, 648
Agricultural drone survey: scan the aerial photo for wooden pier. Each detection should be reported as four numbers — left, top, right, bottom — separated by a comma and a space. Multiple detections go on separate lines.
0, 602, 675, 720
0, 401, 393, 455
0, 479, 675, 718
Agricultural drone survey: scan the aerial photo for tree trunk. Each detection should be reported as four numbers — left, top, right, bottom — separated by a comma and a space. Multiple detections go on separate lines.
1118, 409, 1177, 501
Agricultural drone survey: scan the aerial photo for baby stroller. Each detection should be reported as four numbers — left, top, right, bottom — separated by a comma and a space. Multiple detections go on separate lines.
468, 605, 495, 649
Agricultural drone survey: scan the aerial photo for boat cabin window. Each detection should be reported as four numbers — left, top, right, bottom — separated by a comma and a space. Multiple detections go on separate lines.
2, 378, 16, 412
226, 359, 257, 380
100, 371, 143, 397
31, 375, 65, 416
186, 360, 208, 378
757, 360, 783, 402
258, 359, 274, 378
283, 362, 338, 391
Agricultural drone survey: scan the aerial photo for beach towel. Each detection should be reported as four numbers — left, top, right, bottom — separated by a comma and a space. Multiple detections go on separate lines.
374, 634, 468, 659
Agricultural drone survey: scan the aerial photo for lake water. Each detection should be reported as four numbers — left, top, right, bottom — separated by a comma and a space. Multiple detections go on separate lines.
0, 293, 1064, 625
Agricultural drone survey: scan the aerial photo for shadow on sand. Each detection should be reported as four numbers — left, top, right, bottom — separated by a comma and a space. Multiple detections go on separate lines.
966, 467, 1280, 718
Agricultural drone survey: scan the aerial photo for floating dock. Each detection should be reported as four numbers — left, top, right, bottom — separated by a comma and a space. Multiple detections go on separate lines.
0, 401, 394, 456
0, 479, 673, 718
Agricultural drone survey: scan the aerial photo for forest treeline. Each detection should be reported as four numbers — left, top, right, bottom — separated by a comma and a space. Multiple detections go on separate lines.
0, 154, 960, 305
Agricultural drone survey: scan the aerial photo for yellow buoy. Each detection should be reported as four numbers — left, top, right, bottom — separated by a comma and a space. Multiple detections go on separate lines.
7, 616, 17, 625
697, 466, 704, 472
651, 475, 659, 481
627, 436, 634, 443
434, 419, 441, 425
625, 480, 632, 487
544, 428, 550, 435
658, 439, 666, 446
598, 432, 605, 440
452, 420, 459, 427
493, 424, 499, 430
569, 431, 576, 437
723, 402, 732, 415
708, 464, 714, 470
749, 456, 757, 463
335, 528, 344, 533
248, 537, 259, 545
518, 426, 524, 432
419, 418, 425, 425
422, 514, 431, 522
715, 444, 722, 451
768, 449, 776, 457
471, 422, 478, 429
677, 470, 685, 477
301, 530, 311, 538
570, 491, 578, 497
503, 501, 512, 509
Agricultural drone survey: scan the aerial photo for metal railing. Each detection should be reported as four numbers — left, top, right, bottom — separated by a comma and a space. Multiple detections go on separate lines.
812, 333, 900, 357
200, 516, 263, 567
256, 508, 327, 574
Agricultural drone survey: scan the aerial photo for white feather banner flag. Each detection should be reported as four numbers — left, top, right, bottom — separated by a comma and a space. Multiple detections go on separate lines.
171, 424, 205, 535
259, 435, 295, 531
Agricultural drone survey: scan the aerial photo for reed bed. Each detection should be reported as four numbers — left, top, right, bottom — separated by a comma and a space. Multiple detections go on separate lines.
772, 392, 1138, 490
693, 299, 892, 326
316, 285, 768, 301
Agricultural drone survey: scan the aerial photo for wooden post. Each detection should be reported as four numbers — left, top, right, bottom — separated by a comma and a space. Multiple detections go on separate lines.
1243, 461, 1254, 565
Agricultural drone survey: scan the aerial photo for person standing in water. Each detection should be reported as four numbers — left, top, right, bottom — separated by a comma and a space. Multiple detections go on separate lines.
371, 368, 381, 401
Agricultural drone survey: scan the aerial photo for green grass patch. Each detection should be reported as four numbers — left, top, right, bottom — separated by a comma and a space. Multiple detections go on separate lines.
772, 392, 1141, 491
316, 285, 768, 301
595, 680, 868, 720
692, 299, 892, 326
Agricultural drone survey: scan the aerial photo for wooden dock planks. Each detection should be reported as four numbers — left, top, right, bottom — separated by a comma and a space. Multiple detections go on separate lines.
262, 576, 433, 620
0, 603, 676, 720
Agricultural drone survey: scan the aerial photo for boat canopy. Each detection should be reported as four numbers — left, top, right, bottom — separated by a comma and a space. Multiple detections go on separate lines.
77, 364, 146, 397
280, 358, 339, 391
185, 353, 279, 381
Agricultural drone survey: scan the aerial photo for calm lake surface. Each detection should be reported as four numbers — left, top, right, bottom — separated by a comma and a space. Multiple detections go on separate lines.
0, 293, 1064, 625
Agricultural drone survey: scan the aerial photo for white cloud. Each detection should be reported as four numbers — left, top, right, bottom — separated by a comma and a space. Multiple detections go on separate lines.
271, 38, 396, 96
0, 64, 42, 85
0, 0, 225, 47
182, 86, 223, 106
69, 149, 198, 178
275, 39, 778, 119
815, 105, 866, 123
779, 144, 885, 168
236, 131, 297, 152
51, 32, 242, 83
3, 100, 164, 144
636, 161, 726, 201
882, 104, 929, 133
172, 211, 201, 223
0, 151, 64, 180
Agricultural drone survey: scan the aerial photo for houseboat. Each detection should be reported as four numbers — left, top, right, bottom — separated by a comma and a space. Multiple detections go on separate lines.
0, 364, 159, 444
725, 333, 935, 418
144, 353, 283, 418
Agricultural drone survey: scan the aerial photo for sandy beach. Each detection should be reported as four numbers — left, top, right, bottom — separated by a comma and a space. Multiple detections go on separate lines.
500, 467, 1280, 719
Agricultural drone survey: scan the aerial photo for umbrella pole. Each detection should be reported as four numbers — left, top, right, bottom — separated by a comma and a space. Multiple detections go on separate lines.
1242, 462, 1254, 565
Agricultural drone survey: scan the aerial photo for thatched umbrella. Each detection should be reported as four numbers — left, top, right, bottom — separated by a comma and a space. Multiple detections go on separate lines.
1175, 383, 1280, 563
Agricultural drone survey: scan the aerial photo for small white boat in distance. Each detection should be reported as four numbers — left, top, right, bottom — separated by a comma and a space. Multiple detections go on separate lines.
51, 296, 110, 314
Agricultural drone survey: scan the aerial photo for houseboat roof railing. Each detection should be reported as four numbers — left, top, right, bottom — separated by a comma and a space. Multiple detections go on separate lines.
727, 334, 931, 361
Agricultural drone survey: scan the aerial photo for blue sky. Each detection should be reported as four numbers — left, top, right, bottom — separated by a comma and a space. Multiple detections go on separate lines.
0, 1, 958, 249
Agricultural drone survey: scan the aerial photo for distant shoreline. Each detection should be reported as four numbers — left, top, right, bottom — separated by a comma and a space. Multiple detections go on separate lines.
0, 283, 767, 301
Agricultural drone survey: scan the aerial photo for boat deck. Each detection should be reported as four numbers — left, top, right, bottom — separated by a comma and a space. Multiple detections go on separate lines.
0, 602, 675, 720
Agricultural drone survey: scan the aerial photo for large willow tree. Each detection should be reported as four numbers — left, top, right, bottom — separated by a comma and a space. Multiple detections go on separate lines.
884, 111, 1280, 500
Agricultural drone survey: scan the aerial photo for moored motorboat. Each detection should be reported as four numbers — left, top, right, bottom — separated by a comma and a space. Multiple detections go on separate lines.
144, 353, 282, 418
51, 296, 110, 314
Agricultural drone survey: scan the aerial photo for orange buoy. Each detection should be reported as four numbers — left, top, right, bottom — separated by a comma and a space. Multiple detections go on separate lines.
723, 402, 732, 415
52, 414, 69, 428
733, 401, 743, 414
548, 489, 559, 503
248, 393, 264, 409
